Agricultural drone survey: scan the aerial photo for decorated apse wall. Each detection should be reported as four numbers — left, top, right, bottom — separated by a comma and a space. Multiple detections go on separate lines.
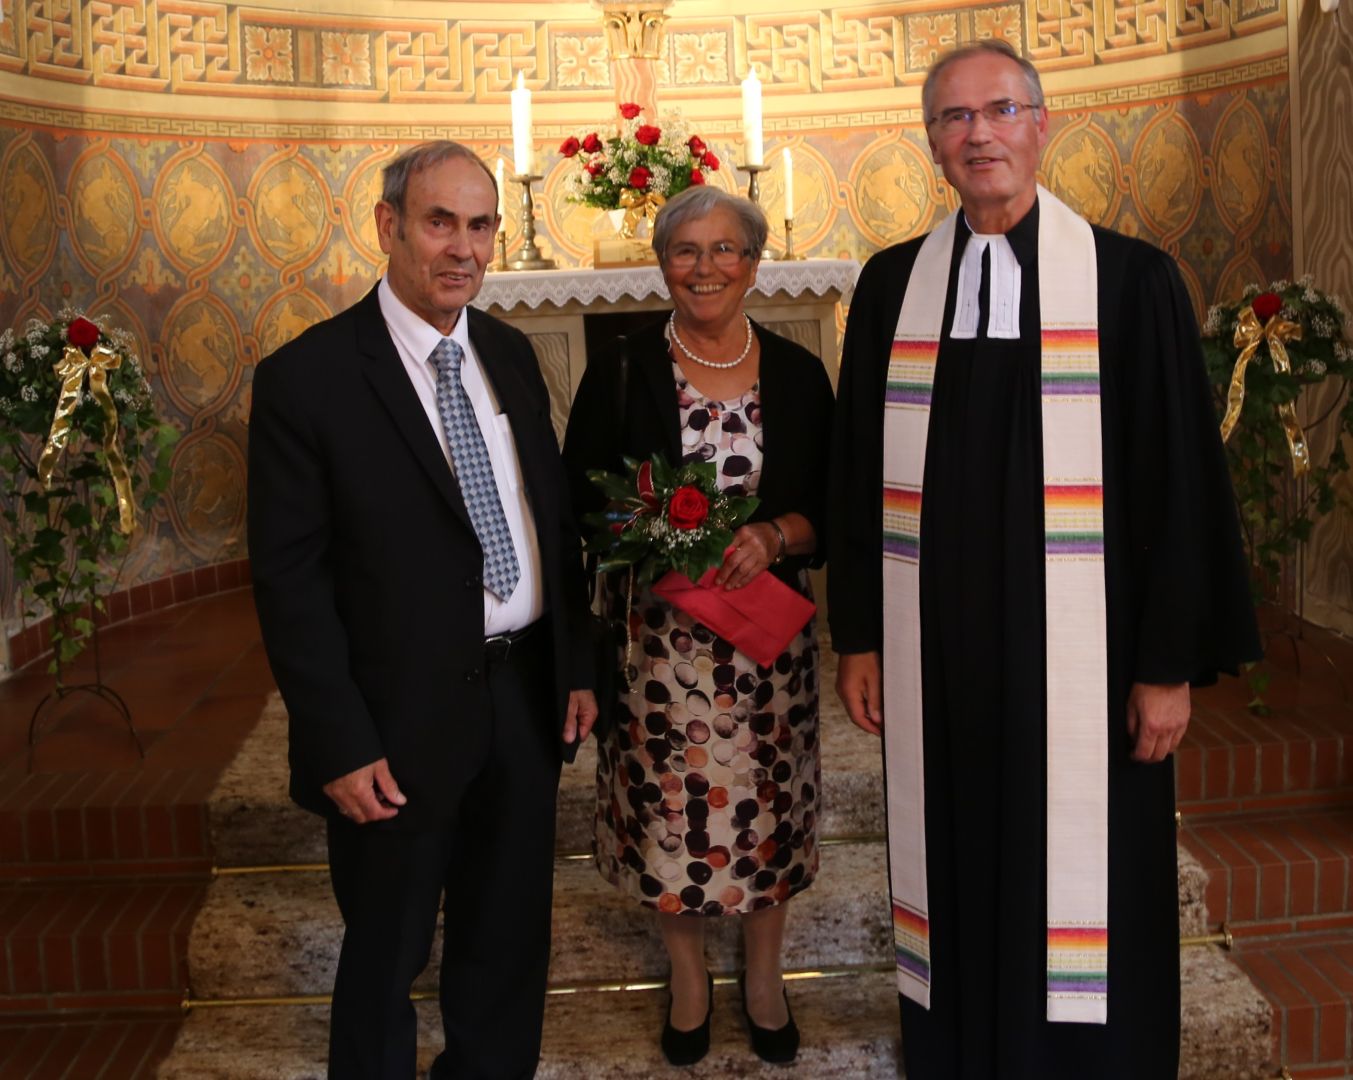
0, 0, 1295, 623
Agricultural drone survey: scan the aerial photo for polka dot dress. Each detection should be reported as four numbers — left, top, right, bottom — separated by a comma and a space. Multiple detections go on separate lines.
592, 361, 821, 916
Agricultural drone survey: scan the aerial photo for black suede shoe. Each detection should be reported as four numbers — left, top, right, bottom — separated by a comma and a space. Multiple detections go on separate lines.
661, 971, 713, 1066
739, 973, 799, 1065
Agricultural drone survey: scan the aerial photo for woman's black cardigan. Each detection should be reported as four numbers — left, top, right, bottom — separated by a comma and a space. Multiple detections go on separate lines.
561, 315, 835, 587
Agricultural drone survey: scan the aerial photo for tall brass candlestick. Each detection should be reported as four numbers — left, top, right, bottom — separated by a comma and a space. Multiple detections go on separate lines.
737, 162, 769, 205
491, 229, 508, 272
506, 175, 556, 271
782, 218, 803, 260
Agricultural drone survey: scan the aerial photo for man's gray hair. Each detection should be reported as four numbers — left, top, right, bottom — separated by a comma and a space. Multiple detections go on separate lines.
652, 186, 768, 262
921, 40, 1044, 125
380, 141, 497, 218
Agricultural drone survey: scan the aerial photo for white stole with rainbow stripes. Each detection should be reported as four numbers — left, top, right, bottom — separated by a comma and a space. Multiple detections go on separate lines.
881, 186, 1109, 1024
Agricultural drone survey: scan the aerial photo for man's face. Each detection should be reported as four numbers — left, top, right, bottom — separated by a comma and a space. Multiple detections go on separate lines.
926, 52, 1048, 228
376, 156, 499, 335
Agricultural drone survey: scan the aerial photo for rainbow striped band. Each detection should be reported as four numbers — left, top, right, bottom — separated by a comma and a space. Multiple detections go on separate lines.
893, 902, 932, 985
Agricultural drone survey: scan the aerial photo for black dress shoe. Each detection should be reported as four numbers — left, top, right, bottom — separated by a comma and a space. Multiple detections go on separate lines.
661, 971, 713, 1066
739, 973, 800, 1065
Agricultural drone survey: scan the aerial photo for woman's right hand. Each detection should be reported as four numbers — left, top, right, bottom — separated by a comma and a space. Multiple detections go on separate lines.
715, 522, 778, 590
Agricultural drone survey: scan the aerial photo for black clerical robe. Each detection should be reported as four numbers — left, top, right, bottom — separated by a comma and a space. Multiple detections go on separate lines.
828, 204, 1260, 1079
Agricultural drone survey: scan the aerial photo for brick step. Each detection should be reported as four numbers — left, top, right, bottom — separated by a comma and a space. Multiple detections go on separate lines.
0, 880, 205, 1002
1180, 807, 1353, 928
1231, 928, 1353, 1075
1176, 695, 1353, 815
0, 1011, 182, 1079
0, 777, 217, 882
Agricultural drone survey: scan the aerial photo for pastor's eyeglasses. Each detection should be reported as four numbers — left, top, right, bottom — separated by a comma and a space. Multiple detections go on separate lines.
663, 241, 752, 270
929, 99, 1041, 134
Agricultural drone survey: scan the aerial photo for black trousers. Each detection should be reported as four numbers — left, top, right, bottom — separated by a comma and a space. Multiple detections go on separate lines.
325, 629, 562, 1080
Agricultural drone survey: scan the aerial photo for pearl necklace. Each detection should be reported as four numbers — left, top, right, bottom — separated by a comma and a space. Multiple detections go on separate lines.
668, 312, 753, 370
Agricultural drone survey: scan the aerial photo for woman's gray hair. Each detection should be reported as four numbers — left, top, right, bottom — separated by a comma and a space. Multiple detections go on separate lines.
921, 40, 1044, 125
381, 141, 497, 219
652, 187, 768, 262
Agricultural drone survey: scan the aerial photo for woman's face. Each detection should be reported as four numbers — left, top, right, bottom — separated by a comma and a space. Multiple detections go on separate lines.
661, 206, 759, 332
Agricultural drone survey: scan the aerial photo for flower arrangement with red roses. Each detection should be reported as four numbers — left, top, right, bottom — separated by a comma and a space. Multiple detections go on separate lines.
0, 310, 177, 671
560, 104, 720, 220
582, 453, 757, 586
1201, 276, 1352, 604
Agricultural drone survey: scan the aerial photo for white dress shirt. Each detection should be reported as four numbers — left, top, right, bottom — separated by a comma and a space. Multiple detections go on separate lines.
378, 277, 544, 634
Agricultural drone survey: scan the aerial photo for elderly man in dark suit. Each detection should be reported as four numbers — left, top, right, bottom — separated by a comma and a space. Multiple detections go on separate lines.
248, 140, 597, 1079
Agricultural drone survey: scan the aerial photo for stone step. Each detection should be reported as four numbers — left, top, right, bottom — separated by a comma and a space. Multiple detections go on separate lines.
206, 679, 887, 868
156, 948, 1274, 1080
188, 841, 889, 998
160, 969, 904, 1079
189, 839, 1213, 999
1230, 928, 1353, 1075
1181, 806, 1353, 931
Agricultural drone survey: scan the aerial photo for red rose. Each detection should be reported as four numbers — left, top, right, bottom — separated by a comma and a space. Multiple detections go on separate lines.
702, 151, 720, 171
582, 133, 602, 154
619, 102, 642, 120
688, 135, 706, 155
1252, 291, 1282, 322
66, 316, 99, 350
667, 485, 710, 530
628, 165, 652, 189
635, 124, 661, 146
689, 169, 706, 185
587, 162, 605, 177
559, 136, 581, 157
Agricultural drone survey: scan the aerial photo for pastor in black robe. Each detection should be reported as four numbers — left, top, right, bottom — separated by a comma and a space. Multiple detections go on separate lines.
827, 202, 1260, 1079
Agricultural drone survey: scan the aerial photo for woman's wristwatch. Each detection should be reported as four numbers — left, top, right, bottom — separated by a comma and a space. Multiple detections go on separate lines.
768, 519, 788, 565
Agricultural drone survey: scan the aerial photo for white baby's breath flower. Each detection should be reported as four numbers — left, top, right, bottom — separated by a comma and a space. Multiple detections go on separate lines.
30, 344, 49, 360
1242, 283, 1260, 299
1304, 287, 1322, 305
20, 385, 38, 402
1271, 279, 1290, 292
3, 351, 19, 373
0, 329, 13, 352
1202, 305, 1224, 336
1308, 359, 1327, 376
1312, 314, 1338, 339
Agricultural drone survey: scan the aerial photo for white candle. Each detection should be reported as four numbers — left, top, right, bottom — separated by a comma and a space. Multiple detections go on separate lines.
741, 68, 763, 167
783, 147, 794, 220
495, 158, 506, 222
510, 72, 533, 176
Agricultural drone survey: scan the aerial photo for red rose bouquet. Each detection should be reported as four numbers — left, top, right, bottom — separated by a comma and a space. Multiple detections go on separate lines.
583, 453, 757, 585
583, 453, 816, 668
560, 105, 719, 231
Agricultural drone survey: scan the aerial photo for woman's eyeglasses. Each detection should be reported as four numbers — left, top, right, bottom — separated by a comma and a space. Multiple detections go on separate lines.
928, 99, 1041, 134
663, 241, 752, 270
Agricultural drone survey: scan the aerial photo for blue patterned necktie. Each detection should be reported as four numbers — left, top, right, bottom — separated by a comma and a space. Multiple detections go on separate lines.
430, 338, 520, 600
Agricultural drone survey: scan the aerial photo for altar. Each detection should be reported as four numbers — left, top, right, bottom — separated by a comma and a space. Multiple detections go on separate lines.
471, 258, 860, 439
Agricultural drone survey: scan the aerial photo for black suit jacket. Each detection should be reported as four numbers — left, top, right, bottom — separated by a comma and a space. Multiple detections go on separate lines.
248, 285, 590, 827
562, 317, 835, 586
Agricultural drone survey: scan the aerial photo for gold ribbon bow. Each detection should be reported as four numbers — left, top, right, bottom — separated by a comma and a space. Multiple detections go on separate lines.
1219, 306, 1310, 477
618, 189, 666, 239
38, 343, 138, 534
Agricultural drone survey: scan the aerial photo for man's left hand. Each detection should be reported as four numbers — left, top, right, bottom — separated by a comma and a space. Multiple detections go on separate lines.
563, 689, 599, 745
1126, 681, 1190, 763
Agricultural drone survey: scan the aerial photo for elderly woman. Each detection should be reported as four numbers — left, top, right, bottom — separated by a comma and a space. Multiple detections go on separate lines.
562, 187, 834, 1066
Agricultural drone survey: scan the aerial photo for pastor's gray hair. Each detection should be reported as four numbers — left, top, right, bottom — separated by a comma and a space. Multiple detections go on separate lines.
380, 141, 497, 219
921, 40, 1044, 126
652, 186, 768, 263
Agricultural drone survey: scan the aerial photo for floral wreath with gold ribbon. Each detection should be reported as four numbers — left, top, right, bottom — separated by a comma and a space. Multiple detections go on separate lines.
1201, 276, 1352, 589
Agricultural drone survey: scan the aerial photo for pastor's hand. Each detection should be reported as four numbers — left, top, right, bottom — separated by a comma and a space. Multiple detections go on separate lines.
323, 757, 406, 824
564, 689, 599, 745
837, 651, 883, 737
1126, 681, 1190, 763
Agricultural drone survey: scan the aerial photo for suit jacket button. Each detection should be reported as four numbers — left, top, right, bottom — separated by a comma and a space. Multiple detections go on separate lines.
465, 668, 480, 682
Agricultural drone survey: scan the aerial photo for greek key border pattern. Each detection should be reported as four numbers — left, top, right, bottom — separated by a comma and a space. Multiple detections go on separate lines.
0, 0, 1287, 103
0, 55, 1287, 139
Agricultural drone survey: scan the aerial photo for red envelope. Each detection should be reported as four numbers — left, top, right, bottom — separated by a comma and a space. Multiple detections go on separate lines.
651, 567, 816, 668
